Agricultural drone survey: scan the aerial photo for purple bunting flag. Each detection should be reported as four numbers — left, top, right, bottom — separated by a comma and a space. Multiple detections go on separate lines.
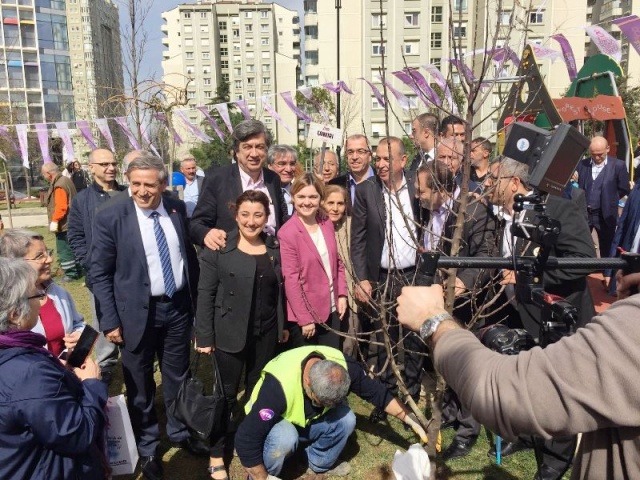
174, 109, 213, 143
154, 112, 183, 146
299, 87, 331, 124
551, 34, 578, 81
114, 117, 140, 150
54, 122, 75, 160
261, 96, 291, 133
15, 124, 29, 168
280, 91, 312, 123
35, 123, 52, 164
234, 99, 252, 120
214, 103, 233, 133
392, 68, 440, 107
422, 64, 455, 112
613, 15, 640, 58
95, 118, 115, 152
585, 25, 622, 62
337, 80, 353, 94
141, 124, 161, 157
196, 106, 226, 141
530, 44, 562, 62
322, 82, 341, 94
359, 78, 386, 109
76, 120, 98, 150
377, 76, 411, 110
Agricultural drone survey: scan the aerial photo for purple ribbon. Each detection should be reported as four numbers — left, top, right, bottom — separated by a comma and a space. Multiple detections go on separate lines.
322, 82, 341, 94
95, 118, 115, 152
585, 25, 622, 62
392, 68, 440, 107
54, 122, 75, 160
337, 80, 353, 94
280, 91, 312, 123
613, 15, 640, 58
359, 78, 386, 109
299, 87, 331, 124
35, 123, 52, 164
15, 124, 29, 168
154, 112, 183, 146
196, 107, 226, 141
234, 100, 252, 120
261, 96, 291, 133
76, 120, 98, 150
174, 109, 212, 143
214, 103, 233, 133
530, 44, 562, 62
551, 34, 578, 81
422, 64, 456, 112
447, 59, 477, 85
378, 76, 411, 110
114, 117, 140, 150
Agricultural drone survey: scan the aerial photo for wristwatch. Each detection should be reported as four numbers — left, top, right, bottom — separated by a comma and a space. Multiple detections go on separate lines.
419, 312, 453, 341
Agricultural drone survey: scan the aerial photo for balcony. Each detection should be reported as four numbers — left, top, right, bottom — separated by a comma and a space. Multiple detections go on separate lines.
304, 14, 318, 27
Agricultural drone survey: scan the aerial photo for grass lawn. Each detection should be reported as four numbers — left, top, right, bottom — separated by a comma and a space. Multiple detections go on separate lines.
32, 227, 567, 479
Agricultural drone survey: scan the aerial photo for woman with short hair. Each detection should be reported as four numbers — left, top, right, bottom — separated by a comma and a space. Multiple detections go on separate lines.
0, 257, 106, 479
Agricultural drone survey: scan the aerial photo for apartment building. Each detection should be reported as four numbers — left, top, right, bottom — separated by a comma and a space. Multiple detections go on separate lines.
161, 0, 301, 157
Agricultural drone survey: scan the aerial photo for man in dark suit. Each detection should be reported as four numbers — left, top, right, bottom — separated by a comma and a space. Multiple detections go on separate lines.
481, 156, 596, 480
351, 136, 425, 414
90, 154, 206, 480
179, 154, 203, 219
190, 119, 286, 249
577, 136, 630, 258
329, 134, 375, 205
409, 112, 439, 171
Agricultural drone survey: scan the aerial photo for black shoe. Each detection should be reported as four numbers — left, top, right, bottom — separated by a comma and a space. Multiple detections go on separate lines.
533, 464, 566, 480
140, 455, 163, 480
172, 437, 209, 457
442, 439, 475, 461
487, 440, 529, 459
368, 406, 388, 424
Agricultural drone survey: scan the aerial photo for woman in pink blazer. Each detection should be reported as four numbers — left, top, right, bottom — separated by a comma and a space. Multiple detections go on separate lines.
278, 173, 348, 349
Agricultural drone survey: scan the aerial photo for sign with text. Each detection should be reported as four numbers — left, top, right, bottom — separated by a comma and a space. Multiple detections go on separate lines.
553, 95, 626, 121
307, 123, 343, 147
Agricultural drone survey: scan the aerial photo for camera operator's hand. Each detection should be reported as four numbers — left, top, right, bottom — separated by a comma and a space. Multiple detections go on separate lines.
615, 271, 640, 300
397, 285, 447, 332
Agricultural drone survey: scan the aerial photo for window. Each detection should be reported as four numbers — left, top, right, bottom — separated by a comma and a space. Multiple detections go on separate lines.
246, 39, 254, 47
262, 64, 270, 72
205, 91, 212, 98
233, 55, 241, 64
500, 11, 512, 25
404, 42, 418, 55
221, 60, 228, 68
405, 12, 419, 27
185, 38, 194, 47
372, 97, 382, 110
247, 77, 255, 85
234, 67, 241, 75
261, 23, 269, 32
454, 0, 467, 11
202, 52, 210, 60
218, 21, 227, 30
184, 12, 191, 19
431, 6, 443, 23
248, 91, 256, 99
233, 29, 240, 38
262, 77, 270, 85
220, 47, 228, 56
204, 78, 212, 85
184, 25, 193, 33
372, 13, 386, 28
246, 64, 255, 73
186, 52, 194, 59
245, 24, 253, 33
222, 73, 229, 82
306, 50, 318, 65
372, 43, 385, 55
203, 66, 211, 74
453, 23, 467, 38
200, 12, 207, 19
234, 43, 241, 51
261, 11, 269, 18
430, 32, 442, 48
529, 10, 544, 24
201, 25, 209, 33
220, 34, 228, 43
261, 51, 270, 59
432, 57, 441, 68
187, 91, 195, 99
261, 38, 269, 45
244, 11, 253, 19
235, 80, 242, 89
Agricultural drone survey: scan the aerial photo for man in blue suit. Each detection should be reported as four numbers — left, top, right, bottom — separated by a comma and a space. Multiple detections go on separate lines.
90, 153, 206, 480
577, 136, 630, 259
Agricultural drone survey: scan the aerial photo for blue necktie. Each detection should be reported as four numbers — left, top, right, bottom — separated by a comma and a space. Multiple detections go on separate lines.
151, 211, 177, 297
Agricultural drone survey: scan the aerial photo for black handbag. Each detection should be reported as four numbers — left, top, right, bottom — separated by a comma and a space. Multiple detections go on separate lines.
169, 352, 224, 440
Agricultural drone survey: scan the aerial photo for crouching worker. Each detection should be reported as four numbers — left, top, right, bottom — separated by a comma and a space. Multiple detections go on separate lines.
235, 345, 428, 480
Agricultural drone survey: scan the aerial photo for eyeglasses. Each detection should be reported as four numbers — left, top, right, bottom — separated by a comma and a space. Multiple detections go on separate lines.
27, 290, 46, 301
346, 148, 370, 157
487, 174, 515, 183
92, 162, 118, 168
24, 249, 53, 263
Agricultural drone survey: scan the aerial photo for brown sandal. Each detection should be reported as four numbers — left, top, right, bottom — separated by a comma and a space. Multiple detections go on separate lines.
207, 464, 229, 480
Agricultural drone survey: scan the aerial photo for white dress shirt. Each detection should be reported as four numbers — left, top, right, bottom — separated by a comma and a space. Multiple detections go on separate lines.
591, 158, 607, 181
183, 178, 200, 218
135, 201, 185, 296
380, 176, 417, 270
239, 168, 276, 234
423, 196, 454, 252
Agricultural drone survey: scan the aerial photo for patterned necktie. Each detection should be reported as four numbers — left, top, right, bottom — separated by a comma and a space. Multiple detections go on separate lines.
150, 211, 177, 297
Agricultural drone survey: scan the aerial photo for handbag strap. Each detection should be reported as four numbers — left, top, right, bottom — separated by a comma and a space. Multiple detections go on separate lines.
190, 351, 223, 393
189, 351, 201, 374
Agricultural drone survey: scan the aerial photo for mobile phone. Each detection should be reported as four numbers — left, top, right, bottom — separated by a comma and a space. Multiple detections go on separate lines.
66, 325, 99, 368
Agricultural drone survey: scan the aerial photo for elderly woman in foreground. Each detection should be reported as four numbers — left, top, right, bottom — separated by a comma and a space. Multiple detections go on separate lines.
0, 229, 85, 356
0, 257, 106, 479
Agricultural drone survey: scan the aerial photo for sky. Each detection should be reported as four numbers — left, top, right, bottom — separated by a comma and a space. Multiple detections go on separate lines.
114, 0, 304, 83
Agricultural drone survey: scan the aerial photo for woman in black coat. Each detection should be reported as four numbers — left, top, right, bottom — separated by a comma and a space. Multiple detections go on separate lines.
195, 190, 288, 480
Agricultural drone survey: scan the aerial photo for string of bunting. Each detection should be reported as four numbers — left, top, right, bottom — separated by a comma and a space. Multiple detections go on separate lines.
1, 20, 637, 170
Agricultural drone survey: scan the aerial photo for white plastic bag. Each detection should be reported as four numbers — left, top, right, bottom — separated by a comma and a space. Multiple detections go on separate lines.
105, 395, 139, 476
392, 443, 431, 480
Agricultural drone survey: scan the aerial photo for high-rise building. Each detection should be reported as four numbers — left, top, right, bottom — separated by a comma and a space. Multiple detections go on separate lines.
161, 0, 301, 157
0, 0, 125, 162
